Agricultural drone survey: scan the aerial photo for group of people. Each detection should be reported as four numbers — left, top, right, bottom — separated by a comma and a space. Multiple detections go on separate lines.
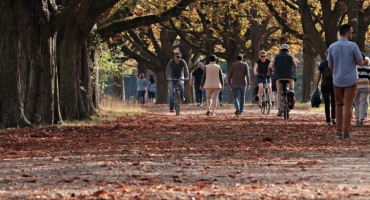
136, 74, 156, 105
165, 44, 297, 117
164, 23, 367, 140
315, 24, 368, 139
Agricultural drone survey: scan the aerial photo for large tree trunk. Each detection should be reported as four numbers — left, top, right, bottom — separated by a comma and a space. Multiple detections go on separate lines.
301, 38, 317, 102
113, 75, 124, 100
0, 0, 59, 128
154, 69, 168, 104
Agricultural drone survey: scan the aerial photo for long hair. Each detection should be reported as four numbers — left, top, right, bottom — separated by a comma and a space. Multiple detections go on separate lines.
138, 73, 144, 79
149, 75, 155, 84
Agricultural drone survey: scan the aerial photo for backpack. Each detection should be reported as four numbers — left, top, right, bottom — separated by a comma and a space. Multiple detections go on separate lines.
311, 89, 321, 108
321, 67, 333, 88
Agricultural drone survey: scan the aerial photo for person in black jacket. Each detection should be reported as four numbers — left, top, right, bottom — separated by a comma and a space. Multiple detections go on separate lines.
272, 44, 297, 116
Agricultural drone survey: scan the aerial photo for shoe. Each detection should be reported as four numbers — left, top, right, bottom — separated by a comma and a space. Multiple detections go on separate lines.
220, 103, 223, 107
211, 112, 215, 116
359, 120, 364, 126
258, 102, 262, 108
277, 109, 283, 117
335, 133, 343, 139
206, 110, 211, 116
235, 109, 240, 115
342, 136, 351, 140
327, 122, 331, 126
181, 97, 185, 102
170, 108, 174, 112
331, 119, 336, 125
356, 119, 360, 126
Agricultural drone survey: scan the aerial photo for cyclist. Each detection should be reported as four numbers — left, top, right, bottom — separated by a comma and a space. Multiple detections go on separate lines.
166, 52, 189, 112
199, 54, 224, 116
253, 50, 274, 108
272, 44, 297, 116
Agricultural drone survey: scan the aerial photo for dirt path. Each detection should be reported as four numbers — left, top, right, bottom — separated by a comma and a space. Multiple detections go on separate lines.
1, 104, 370, 199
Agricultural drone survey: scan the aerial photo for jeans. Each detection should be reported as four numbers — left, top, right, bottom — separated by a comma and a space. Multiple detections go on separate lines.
321, 85, 336, 123
333, 83, 357, 137
137, 90, 146, 104
168, 79, 184, 109
232, 84, 246, 113
194, 83, 203, 104
218, 91, 223, 102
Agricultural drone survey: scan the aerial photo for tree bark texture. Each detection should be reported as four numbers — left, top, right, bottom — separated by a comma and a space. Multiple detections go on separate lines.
301, 38, 317, 102
0, 0, 58, 127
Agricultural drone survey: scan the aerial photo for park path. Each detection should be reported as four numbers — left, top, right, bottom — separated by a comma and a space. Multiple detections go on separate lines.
0, 104, 370, 199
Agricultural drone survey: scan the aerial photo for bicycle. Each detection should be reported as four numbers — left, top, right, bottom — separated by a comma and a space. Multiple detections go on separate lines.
171, 78, 183, 116
258, 74, 271, 114
279, 80, 290, 120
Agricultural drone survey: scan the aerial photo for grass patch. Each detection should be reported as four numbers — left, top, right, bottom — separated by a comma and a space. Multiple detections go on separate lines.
295, 102, 325, 112
62, 97, 145, 126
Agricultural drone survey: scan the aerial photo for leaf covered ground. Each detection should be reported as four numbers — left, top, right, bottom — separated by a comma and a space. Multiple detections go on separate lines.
1, 104, 370, 199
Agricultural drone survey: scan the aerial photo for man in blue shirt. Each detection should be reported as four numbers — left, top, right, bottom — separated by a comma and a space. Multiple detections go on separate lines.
328, 24, 364, 139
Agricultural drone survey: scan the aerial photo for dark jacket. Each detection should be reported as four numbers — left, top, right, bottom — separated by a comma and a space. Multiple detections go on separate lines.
273, 52, 296, 80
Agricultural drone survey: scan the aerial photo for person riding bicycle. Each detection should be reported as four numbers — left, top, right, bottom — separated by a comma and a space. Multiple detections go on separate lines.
253, 50, 274, 108
272, 44, 297, 116
166, 52, 189, 112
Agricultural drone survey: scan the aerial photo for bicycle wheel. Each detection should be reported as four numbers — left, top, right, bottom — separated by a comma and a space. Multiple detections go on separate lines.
265, 87, 270, 114
283, 103, 289, 120
174, 91, 180, 116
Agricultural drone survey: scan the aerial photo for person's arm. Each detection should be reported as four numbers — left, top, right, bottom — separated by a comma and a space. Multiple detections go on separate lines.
218, 68, 224, 91
228, 65, 233, 89
327, 48, 333, 70
200, 67, 207, 90
253, 62, 258, 75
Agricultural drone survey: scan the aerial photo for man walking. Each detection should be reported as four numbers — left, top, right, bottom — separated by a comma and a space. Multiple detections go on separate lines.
228, 54, 251, 115
328, 24, 363, 139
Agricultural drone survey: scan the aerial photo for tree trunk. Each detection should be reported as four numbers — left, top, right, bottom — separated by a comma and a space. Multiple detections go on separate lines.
154, 69, 168, 104
113, 75, 124, 100
0, 0, 59, 128
301, 38, 317, 102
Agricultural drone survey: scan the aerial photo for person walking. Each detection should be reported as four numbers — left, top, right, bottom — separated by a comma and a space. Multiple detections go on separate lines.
166, 52, 189, 112
136, 73, 147, 104
191, 62, 204, 106
273, 44, 297, 116
354, 54, 370, 126
327, 24, 364, 139
315, 50, 336, 125
147, 75, 156, 104
228, 54, 251, 115
199, 54, 224, 115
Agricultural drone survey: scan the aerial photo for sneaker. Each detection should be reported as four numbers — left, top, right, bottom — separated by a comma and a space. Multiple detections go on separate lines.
206, 110, 211, 116
235, 109, 240, 115
327, 122, 331, 126
220, 103, 223, 107
359, 120, 364, 126
258, 102, 262, 108
331, 119, 336, 125
335, 133, 343, 139
181, 97, 185, 102
170, 108, 174, 112
356, 119, 360, 126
